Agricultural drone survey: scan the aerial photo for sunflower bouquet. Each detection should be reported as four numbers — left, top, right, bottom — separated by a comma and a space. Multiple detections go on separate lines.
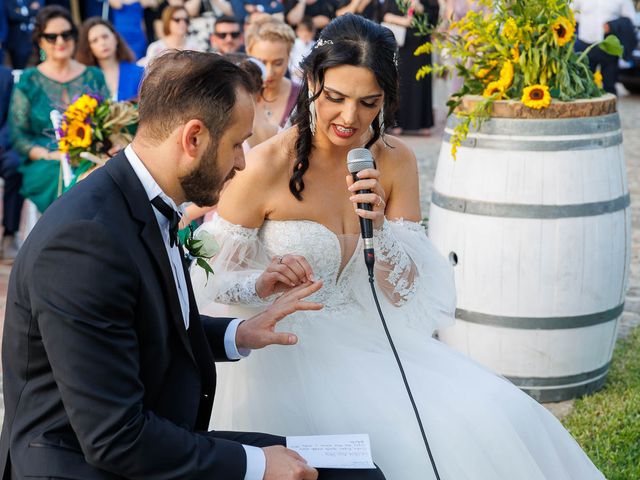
406, 0, 623, 157
57, 93, 138, 170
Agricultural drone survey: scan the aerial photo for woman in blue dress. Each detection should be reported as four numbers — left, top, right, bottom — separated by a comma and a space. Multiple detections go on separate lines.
108, 0, 147, 60
76, 17, 144, 101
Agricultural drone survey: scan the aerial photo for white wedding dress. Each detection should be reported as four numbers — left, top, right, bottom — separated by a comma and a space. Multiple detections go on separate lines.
192, 214, 604, 480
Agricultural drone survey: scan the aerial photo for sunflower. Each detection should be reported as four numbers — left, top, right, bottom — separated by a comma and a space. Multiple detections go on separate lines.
483, 81, 505, 98
66, 120, 93, 149
498, 61, 514, 88
593, 69, 603, 89
522, 84, 551, 109
552, 17, 575, 47
475, 67, 491, 79
502, 18, 518, 41
511, 44, 520, 62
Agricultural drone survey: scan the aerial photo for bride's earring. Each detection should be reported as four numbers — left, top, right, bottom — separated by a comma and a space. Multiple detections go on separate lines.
378, 105, 385, 139
309, 90, 317, 135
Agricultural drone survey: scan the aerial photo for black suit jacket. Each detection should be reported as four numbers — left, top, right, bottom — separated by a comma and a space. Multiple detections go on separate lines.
0, 151, 280, 479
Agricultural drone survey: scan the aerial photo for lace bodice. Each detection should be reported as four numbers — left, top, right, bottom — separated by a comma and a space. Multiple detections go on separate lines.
258, 220, 363, 309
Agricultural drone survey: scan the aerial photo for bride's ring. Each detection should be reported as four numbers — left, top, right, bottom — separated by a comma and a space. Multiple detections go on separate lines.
278, 256, 284, 264
376, 196, 384, 207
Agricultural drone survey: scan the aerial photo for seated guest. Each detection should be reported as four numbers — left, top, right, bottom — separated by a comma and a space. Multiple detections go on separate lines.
5, 0, 43, 68
245, 16, 298, 128
142, 5, 202, 65
76, 18, 145, 101
209, 14, 244, 54
0, 66, 23, 260
10, 5, 109, 213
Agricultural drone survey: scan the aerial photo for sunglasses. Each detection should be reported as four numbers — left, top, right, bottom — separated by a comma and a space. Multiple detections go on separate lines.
41, 29, 75, 44
213, 31, 241, 39
171, 17, 190, 25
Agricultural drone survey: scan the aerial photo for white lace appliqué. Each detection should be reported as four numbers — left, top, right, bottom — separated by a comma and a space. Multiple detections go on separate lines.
373, 219, 419, 305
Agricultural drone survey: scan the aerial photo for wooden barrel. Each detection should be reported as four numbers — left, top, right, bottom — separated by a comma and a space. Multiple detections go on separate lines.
429, 94, 631, 402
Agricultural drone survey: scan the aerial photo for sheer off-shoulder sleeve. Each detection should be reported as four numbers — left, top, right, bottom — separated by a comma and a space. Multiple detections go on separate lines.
352, 218, 456, 335
9, 80, 41, 158
191, 214, 273, 309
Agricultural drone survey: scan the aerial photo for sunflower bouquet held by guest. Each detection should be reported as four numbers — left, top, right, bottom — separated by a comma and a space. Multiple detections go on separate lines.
406, 0, 623, 157
58, 93, 138, 182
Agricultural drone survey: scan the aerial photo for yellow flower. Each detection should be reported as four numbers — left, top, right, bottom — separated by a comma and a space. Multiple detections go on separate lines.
67, 121, 93, 149
522, 84, 551, 109
414, 42, 433, 56
511, 45, 520, 62
483, 81, 505, 98
476, 67, 491, 79
552, 17, 575, 47
498, 61, 514, 88
502, 18, 518, 41
594, 69, 603, 88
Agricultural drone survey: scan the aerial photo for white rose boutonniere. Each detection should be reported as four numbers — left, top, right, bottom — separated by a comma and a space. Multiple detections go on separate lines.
183, 226, 220, 280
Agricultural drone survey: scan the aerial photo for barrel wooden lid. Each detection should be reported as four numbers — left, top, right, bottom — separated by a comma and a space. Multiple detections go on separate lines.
458, 93, 617, 119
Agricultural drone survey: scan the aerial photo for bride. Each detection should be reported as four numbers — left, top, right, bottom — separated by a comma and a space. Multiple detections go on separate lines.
192, 14, 604, 479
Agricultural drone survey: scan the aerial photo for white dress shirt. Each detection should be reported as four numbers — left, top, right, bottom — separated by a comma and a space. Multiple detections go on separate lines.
124, 145, 266, 480
572, 0, 637, 44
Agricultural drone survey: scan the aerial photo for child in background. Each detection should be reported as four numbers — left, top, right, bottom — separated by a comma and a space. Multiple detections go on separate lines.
288, 16, 315, 85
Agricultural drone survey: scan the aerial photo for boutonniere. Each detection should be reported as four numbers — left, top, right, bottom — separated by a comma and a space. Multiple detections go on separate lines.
183, 226, 220, 280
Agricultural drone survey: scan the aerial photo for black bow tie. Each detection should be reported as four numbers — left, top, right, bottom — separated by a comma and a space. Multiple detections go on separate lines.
151, 196, 181, 248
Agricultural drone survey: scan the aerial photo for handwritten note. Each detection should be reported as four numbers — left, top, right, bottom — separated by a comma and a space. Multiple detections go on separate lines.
286, 434, 375, 469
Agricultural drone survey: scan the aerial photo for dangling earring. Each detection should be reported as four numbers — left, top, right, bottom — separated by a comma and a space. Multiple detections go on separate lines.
39, 48, 46, 62
309, 89, 317, 135
378, 106, 385, 139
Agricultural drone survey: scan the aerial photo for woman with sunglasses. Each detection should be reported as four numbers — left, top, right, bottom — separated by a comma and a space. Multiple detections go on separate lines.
76, 17, 144, 101
9, 5, 109, 214
142, 5, 202, 65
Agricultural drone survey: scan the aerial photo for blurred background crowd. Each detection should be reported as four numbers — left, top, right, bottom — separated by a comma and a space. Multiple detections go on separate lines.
0, 0, 638, 261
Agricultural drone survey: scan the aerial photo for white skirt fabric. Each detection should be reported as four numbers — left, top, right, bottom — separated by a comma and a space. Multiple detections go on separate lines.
193, 215, 604, 480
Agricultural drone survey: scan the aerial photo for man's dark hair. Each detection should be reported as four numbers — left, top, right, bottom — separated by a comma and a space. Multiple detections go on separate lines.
214, 15, 242, 31
137, 51, 253, 143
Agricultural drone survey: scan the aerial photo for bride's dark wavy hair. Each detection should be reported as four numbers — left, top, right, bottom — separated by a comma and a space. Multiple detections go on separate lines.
289, 14, 399, 200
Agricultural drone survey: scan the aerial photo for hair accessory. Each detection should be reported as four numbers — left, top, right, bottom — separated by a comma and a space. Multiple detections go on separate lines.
308, 89, 317, 135
393, 51, 399, 68
314, 38, 333, 49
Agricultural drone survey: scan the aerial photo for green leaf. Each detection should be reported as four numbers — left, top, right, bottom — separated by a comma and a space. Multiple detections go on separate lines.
196, 258, 214, 280
598, 35, 624, 58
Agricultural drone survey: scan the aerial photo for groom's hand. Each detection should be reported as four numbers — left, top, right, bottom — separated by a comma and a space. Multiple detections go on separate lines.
262, 446, 319, 480
236, 281, 324, 350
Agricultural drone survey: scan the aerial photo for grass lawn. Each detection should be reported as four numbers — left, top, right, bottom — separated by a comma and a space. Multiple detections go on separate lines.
562, 326, 640, 479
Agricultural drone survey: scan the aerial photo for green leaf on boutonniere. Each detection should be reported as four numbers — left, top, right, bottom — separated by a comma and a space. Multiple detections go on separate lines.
196, 257, 214, 279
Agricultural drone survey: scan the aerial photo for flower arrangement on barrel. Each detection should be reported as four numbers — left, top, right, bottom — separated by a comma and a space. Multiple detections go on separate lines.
405, 0, 623, 157
57, 93, 138, 185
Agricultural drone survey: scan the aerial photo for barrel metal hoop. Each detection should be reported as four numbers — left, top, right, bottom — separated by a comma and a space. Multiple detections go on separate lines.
431, 191, 630, 219
447, 113, 621, 136
506, 362, 611, 388
454, 303, 624, 329
442, 131, 623, 151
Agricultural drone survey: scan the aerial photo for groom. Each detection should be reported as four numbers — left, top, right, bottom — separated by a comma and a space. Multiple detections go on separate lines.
0, 52, 385, 480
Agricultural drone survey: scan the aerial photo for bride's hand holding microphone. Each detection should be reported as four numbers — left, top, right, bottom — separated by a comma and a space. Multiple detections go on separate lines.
346, 167, 386, 228
236, 254, 323, 351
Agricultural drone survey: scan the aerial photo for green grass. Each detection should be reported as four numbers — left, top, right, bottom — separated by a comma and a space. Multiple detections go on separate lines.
562, 326, 640, 480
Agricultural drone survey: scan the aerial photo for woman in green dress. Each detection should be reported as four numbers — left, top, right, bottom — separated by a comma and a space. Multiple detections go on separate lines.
9, 5, 109, 213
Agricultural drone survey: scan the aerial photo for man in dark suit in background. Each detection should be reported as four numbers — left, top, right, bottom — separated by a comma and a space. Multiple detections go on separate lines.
0, 66, 24, 260
0, 51, 386, 479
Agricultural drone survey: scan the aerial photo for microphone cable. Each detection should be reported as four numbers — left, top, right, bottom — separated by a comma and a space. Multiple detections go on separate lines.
366, 269, 441, 480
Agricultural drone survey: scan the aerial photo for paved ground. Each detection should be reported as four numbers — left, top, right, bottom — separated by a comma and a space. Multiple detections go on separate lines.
0, 86, 638, 424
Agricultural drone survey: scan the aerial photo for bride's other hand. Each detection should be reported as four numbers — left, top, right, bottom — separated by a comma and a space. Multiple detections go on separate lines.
255, 254, 315, 299
236, 280, 324, 349
346, 168, 386, 229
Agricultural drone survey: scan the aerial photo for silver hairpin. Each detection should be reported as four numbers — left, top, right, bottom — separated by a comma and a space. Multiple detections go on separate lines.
314, 38, 334, 49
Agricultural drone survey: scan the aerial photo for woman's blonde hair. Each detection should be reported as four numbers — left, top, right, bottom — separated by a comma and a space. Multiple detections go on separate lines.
245, 16, 295, 53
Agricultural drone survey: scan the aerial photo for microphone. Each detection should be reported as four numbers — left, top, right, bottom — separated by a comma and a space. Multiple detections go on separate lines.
347, 148, 376, 278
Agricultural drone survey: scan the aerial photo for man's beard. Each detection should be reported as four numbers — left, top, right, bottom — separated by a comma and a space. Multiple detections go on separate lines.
179, 139, 237, 207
